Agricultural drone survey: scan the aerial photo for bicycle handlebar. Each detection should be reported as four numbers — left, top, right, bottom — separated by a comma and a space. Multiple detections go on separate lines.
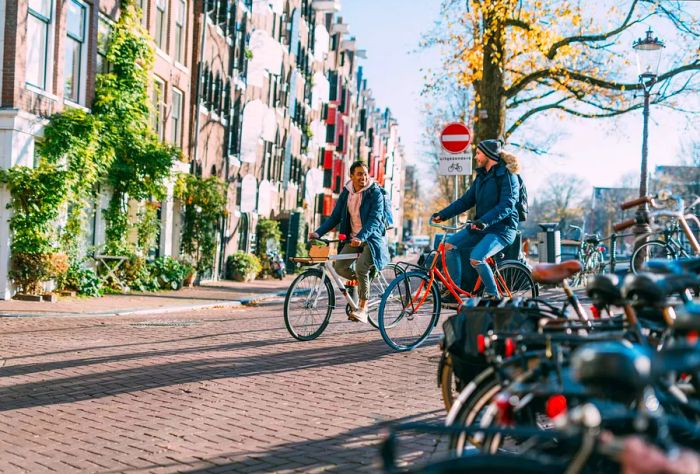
620, 196, 653, 210
613, 218, 638, 232
429, 220, 471, 231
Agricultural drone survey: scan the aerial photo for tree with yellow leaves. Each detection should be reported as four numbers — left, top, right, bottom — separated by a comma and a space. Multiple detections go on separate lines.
423, 0, 700, 148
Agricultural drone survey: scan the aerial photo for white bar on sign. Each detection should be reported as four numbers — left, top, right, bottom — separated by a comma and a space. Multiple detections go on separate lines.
441, 135, 470, 141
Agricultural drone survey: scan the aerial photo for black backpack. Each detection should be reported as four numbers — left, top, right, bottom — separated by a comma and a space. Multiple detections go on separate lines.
496, 171, 528, 222
515, 174, 528, 222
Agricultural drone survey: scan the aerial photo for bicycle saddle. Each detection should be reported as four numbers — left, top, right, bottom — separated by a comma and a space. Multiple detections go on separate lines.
586, 274, 624, 307
584, 234, 601, 244
643, 257, 700, 276
531, 260, 582, 284
571, 341, 652, 402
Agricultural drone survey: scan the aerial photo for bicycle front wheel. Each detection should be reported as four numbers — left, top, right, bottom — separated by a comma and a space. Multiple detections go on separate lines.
378, 271, 440, 351
284, 269, 335, 341
630, 240, 674, 274
496, 261, 538, 298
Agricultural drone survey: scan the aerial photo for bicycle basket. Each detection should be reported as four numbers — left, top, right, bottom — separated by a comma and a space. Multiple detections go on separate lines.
309, 245, 331, 259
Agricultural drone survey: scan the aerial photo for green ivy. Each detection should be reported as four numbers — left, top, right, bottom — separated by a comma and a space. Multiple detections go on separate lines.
0, 164, 69, 255
174, 174, 227, 273
136, 203, 161, 256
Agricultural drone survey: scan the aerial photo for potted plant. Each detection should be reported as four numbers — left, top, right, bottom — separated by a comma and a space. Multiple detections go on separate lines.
226, 252, 262, 282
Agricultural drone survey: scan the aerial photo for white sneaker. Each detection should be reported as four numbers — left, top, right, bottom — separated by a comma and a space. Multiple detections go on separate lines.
349, 308, 369, 324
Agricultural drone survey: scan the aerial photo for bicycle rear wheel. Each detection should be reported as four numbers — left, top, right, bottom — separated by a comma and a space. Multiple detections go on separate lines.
630, 240, 674, 274
367, 263, 404, 329
378, 271, 440, 351
284, 269, 335, 341
496, 261, 537, 298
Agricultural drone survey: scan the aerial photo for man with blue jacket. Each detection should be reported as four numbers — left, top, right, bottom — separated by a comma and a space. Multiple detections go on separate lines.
309, 161, 389, 323
432, 139, 520, 299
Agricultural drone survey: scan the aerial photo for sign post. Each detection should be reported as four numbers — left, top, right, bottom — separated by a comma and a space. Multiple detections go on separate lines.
438, 123, 472, 224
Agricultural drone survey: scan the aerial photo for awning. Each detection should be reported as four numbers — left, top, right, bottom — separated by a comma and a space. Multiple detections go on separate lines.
258, 179, 273, 217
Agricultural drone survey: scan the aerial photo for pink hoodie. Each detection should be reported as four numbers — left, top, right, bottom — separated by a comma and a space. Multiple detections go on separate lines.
345, 178, 374, 237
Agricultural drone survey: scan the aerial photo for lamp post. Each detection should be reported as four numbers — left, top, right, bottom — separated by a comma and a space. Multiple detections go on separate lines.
631, 28, 665, 263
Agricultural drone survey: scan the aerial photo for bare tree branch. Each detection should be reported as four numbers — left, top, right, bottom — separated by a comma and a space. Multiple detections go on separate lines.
505, 61, 700, 99
505, 98, 569, 138
546, 0, 648, 59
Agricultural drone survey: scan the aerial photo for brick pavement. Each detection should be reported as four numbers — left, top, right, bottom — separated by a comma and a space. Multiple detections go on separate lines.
0, 298, 449, 473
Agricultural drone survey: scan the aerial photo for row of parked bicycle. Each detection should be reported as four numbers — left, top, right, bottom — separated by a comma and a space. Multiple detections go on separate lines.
379, 192, 700, 473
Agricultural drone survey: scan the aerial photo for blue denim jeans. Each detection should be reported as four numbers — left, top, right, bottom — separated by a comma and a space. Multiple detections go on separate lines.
444, 230, 509, 296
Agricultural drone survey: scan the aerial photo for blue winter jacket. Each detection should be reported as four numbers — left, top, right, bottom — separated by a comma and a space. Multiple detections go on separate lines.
437, 162, 519, 244
315, 183, 390, 271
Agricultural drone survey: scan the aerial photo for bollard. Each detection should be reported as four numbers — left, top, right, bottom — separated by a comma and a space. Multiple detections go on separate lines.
537, 223, 561, 263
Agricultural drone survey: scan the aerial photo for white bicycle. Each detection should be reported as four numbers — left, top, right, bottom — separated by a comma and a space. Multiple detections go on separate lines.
284, 237, 403, 341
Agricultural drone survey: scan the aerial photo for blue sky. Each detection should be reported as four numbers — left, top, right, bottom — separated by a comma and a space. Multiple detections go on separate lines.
339, 0, 699, 199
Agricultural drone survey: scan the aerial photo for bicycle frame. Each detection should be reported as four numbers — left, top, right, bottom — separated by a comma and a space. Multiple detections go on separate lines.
405, 224, 513, 315
306, 251, 390, 313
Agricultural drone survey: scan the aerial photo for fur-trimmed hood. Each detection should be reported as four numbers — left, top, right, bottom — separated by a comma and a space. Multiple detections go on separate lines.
500, 151, 521, 174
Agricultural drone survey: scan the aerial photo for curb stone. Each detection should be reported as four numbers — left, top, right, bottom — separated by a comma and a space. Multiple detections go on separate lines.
0, 300, 242, 319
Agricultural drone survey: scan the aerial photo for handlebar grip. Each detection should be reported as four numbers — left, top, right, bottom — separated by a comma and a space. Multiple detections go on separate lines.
620, 196, 652, 210
613, 218, 638, 232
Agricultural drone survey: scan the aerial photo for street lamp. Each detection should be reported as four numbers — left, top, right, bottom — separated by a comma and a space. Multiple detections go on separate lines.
631, 28, 665, 262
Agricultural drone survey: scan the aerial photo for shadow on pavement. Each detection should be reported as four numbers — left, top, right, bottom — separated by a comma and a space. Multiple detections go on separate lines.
0, 336, 417, 412
181, 409, 445, 474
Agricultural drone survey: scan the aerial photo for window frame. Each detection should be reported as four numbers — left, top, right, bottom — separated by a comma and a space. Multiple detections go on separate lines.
63, 0, 88, 104
96, 13, 113, 74
174, 0, 186, 64
155, 0, 168, 52
26, 0, 54, 90
171, 87, 183, 146
152, 77, 166, 141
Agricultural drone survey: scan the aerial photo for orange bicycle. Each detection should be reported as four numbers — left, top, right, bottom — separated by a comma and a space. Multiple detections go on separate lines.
377, 221, 538, 351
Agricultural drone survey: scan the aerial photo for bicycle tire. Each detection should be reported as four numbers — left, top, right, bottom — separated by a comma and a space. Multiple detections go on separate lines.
630, 240, 674, 274
496, 261, 538, 298
448, 371, 502, 455
378, 270, 440, 351
283, 269, 335, 341
439, 354, 458, 412
367, 263, 404, 329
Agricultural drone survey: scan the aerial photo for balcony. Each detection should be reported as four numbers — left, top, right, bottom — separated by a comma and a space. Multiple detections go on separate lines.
312, 0, 341, 12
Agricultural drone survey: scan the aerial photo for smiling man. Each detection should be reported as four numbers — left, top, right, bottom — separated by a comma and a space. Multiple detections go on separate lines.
308, 161, 389, 323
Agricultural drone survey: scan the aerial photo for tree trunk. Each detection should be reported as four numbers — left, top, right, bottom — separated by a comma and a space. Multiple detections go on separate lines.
474, 4, 506, 146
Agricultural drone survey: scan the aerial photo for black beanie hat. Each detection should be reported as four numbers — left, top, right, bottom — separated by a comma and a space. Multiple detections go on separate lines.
477, 139, 504, 162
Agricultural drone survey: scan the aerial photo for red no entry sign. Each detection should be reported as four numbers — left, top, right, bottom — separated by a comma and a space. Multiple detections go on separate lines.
440, 123, 471, 154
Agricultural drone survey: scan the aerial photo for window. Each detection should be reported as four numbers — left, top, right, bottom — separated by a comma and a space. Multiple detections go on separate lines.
135, 0, 147, 25
171, 88, 183, 146
155, 0, 167, 51
64, 0, 87, 103
97, 15, 113, 73
26, 0, 52, 90
152, 78, 165, 140
174, 0, 186, 63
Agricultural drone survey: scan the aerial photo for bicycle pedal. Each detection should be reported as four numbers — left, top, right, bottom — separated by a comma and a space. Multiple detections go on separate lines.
346, 280, 359, 287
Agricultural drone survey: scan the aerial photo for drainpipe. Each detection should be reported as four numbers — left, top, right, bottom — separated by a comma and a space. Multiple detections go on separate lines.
191, 1, 208, 176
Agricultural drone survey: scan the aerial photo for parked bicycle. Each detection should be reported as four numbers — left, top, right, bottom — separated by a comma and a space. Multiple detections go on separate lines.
376, 221, 537, 352
283, 236, 401, 341
567, 225, 623, 287
615, 192, 700, 273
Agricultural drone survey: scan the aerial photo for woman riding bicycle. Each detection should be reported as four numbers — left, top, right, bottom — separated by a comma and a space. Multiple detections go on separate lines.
432, 139, 521, 299
308, 161, 389, 323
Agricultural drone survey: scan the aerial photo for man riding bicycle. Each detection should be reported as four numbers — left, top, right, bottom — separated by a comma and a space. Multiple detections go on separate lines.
309, 161, 389, 323
431, 139, 520, 299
